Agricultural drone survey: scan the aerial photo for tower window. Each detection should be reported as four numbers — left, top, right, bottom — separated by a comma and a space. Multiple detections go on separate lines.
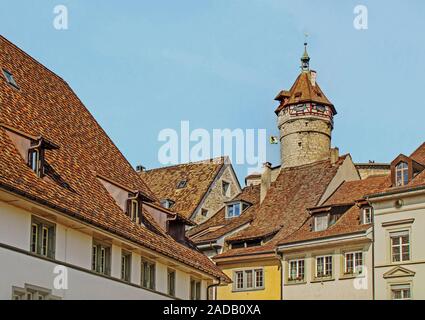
395, 162, 409, 186
2, 69, 19, 89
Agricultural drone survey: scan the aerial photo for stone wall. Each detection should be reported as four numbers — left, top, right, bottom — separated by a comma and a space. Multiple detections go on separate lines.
279, 113, 332, 168
192, 164, 240, 224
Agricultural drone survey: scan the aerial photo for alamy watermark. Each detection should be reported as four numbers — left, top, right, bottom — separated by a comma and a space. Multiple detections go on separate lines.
53, 5, 68, 30
158, 121, 268, 175
353, 5, 368, 30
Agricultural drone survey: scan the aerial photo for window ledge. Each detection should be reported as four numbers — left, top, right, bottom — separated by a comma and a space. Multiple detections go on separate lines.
311, 277, 335, 283
232, 287, 265, 293
286, 280, 307, 286
339, 274, 364, 280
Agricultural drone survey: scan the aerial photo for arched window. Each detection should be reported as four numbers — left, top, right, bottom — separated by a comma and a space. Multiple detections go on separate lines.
395, 162, 409, 186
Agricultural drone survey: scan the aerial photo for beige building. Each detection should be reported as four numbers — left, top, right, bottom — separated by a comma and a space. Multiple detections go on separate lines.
367, 143, 425, 300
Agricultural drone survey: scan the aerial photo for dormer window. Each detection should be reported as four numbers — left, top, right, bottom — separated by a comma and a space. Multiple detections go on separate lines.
226, 201, 250, 218
127, 195, 141, 223
362, 207, 373, 224
177, 180, 187, 189
160, 199, 175, 209
314, 213, 328, 231
395, 162, 409, 186
2, 69, 19, 89
26, 138, 59, 178
28, 148, 41, 176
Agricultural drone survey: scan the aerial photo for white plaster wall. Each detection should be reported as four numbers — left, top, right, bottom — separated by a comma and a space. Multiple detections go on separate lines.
0, 202, 31, 250
282, 244, 373, 300
373, 194, 425, 300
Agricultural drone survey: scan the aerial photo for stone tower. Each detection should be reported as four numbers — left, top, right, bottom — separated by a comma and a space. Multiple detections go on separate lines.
274, 43, 337, 168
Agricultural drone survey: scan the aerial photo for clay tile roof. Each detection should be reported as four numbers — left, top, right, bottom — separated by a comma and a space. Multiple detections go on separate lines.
226, 158, 343, 243
140, 158, 226, 219
187, 185, 260, 244
324, 175, 391, 206
410, 142, 425, 165
275, 71, 335, 115
0, 35, 228, 282
278, 175, 390, 246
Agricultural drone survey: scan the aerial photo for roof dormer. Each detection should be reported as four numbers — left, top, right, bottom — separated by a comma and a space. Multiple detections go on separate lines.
390, 154, 425, 187
225, 200, 251, 219
27, 137, 59, 177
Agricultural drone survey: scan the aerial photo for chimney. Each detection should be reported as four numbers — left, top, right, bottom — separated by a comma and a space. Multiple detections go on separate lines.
260, 162, 272, 203
330, 147, 339, 165
136, 165, 146, 173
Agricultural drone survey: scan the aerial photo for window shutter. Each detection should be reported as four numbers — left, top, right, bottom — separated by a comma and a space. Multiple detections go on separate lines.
126, 199, 131, 216
105, 247, 111, 275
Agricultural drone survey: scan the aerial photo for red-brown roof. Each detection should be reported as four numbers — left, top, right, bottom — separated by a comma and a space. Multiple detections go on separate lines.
140, 158, 226, 219
214, 158, 346, 259
275, 71, 335, 115
278, 175, 390, 246
410, 142, 425, 165
0, 35, 228, 282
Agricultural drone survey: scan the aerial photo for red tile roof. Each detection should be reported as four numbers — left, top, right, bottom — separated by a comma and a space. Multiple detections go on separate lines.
410, 142, 425, 165
275, 71, 335, 115
0, 35, 228, 282
214, 158, 346, 259
140, 158, 226, 219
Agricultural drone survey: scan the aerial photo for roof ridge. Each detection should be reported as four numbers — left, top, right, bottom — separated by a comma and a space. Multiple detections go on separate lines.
143, 156, 226, 172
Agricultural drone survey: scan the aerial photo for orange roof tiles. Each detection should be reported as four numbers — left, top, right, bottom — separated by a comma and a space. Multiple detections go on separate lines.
140, 158, 225, 219
0, 35, 228, 282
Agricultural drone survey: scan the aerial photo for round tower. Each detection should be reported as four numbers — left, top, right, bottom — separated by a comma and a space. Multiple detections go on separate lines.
274, 43, 337, 168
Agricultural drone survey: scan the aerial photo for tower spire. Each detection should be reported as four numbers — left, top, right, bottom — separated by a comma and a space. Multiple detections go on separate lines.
301, 41, 310, 72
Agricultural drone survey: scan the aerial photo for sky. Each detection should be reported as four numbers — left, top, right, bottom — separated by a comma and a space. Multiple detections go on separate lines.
1, 0, 424, 184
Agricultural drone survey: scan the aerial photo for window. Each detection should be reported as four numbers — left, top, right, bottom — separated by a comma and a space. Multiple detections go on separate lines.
28, 149, 41, 176
363, 207, 373, 224
314, 214, 329, 231
233, 269, 264, 291
167, 269, 176, 297
190, 279, 201, 300
344, 251, 363, 275
121, 251, 132, 282
12, 285, 60, 300
395, 162, 409, 186
289, 259, 305, 281
222, 181, 231, 197
177, 180, 187, 189
160, 199, 175, 209
128, 199, 139, 222
391, 284, 411, 300
30, 217, 55, 259
201, 208, 208, 217
92, 241, 111, 275
391, 231, 410, 262
2, 69, 19, 89
316, 255, 332, 278
141, 259, 155, 290
226, 203, 241, 218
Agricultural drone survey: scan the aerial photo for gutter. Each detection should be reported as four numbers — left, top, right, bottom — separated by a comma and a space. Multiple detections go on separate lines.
274, 248, 284, 301
206, 278, 221, 300
367, 185, 425, 200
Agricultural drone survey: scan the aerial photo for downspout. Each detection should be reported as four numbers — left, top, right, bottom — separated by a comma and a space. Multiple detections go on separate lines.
274, 248, 284, 300
366, 197, 376, 300
207, 278, 221, 300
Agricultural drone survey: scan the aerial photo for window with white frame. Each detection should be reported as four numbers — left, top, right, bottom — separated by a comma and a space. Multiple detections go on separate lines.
30, 217, 55, 259
362, 207, 373, 224
391, 284, 411, 300
391, 231, 410, 262
226, 202, 250, 218
92, 241, 111, 275
316, 255, 333, 278
233, 269, 264, 291
190, 279, 201, 300
395, 162, 409, 186
167, 269, 176, 297
121, 251, 132, 282
344, 251, 363, 275
141, 259, 155, 290
288, 259, 305, 281
314, 214, 329, 231
12, 284, 60, 300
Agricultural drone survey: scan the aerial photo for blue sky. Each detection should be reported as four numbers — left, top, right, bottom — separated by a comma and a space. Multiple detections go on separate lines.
1, 0, 424, 184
